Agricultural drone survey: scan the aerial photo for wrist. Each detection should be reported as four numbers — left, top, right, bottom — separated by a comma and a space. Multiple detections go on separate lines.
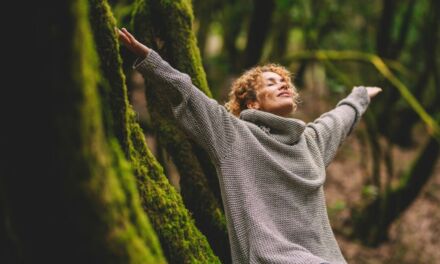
139, 47, 150, 59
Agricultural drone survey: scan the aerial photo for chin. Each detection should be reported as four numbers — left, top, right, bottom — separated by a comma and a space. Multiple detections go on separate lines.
280, 103, 294, 114
273, 105, 294, 117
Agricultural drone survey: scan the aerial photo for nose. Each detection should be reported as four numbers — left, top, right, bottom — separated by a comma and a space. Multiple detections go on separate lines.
279, 83, 289, 90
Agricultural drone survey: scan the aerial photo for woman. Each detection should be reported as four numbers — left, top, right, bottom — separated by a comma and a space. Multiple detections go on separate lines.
118, 27, 382, 264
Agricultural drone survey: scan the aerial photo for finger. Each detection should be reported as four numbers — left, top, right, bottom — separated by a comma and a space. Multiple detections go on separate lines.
121, 27, 134, 39
118, 28, 128, 38
119, 33, 131, 46
118, 29, 128, 40
121, 28, 133, 40
118, 29, 132, 45
122, 27, 137, 44
121, 27, 129, 35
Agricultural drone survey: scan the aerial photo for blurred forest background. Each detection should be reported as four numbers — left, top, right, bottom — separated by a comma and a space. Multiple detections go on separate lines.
2, 0, 439, 263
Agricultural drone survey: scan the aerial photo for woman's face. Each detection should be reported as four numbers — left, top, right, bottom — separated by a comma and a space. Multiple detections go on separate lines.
247, 71, 295, 117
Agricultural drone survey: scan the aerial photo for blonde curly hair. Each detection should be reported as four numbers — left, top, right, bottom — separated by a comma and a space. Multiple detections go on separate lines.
225, 64, 299, 116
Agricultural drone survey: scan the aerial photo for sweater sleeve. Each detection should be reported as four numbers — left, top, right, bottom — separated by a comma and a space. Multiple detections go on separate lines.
133, 49, 237, 163
305, 86, 370, 167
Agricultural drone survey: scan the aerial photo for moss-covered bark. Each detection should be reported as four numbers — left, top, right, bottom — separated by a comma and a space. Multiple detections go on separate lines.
131, 0, 231, 262
88, 0, 131, 154
128, 112, 221, 263
88, 0, 221, 262
1, 1, 165, 263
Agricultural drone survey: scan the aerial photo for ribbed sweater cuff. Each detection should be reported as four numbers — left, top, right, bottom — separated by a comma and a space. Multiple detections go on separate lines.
336, 86, 370, 117
133, 49, 160, 71
336, 86, 370, 135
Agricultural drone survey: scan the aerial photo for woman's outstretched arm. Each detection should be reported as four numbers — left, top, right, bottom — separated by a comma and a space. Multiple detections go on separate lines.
117, 28, 237, 163
306, 86, 381, 167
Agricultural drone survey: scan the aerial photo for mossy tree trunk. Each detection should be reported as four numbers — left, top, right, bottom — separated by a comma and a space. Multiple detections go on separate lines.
88, 0, 221, 263
1, 1, 165, 263
131, 1, 231, 263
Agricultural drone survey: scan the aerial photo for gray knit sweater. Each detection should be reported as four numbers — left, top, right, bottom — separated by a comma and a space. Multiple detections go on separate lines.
135, 50, 370, 264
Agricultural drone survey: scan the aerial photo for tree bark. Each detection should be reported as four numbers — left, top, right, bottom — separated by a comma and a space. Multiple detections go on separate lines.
131, 1, 231, 262
88, 0, 221, 262
242, 0, 276, 69
1, 1, 165, 262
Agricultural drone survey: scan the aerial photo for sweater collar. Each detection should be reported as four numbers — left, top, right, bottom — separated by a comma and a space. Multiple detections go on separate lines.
239, 109, 306, 145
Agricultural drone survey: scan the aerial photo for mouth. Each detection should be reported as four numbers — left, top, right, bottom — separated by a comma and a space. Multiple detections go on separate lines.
277, 92, 292, 97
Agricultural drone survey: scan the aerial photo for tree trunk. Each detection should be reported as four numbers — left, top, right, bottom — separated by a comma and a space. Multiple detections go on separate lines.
88, 0, 221, 262
220, 0, 251, 73
131, 1, 231, 262
1, 1, 165, 262
242, 0, 276, 69
269, 4, 291, 62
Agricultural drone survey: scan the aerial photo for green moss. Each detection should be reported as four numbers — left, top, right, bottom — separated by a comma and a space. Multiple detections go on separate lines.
132, 0, 230, 261
88, 0, 221, 262
128, 109, 221, 263
132, 0, 230, 262
71, 1, 165, 262
1, 0, 166, 262
88, 0, 131, 155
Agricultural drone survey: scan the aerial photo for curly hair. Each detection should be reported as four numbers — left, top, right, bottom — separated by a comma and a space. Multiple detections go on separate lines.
224, 64, 299, 116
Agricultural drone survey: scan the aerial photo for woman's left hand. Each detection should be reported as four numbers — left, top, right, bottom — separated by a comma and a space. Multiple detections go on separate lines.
365, 87, 382, 99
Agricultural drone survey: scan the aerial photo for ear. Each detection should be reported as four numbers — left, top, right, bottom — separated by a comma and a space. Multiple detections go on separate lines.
247, 101, 260, 110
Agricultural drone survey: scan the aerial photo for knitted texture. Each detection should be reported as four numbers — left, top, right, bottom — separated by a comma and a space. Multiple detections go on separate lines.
135, 50, 370, 264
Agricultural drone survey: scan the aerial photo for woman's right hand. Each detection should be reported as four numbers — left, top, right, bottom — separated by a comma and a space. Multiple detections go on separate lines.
117, 27, 150, 59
